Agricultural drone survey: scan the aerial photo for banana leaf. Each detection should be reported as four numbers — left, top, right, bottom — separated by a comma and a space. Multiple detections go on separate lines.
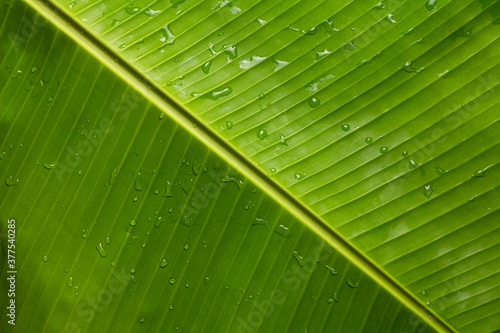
1, 0, 499, 332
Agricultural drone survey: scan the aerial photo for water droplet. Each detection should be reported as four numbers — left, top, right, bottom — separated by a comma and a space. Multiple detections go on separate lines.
257, 128, 267, 140
274, 224, 291, 237
421, 184, 435, 199
471, 165, 493, 178
169, 277, 176, 285
11, 70, 22, 79
365, 137, 373, 144
206, 87, 233, 100
341, 124, 350, 132
425, 0, 437, 11
224, 45, 238, 61
374, 1, 385, 9
325, 265, 338, 275
96, 242, 108, 258
380, 147, 389, 153
66, 276, 74, 287
279, 134, 288, 146
169, 304, 174, 310
333, 293, 339, 302
108, 167, 118, 185
134, 173, 144, 191
119, 44, 127, 49
346, 277, 359, 288
170, 0, 185, 8
131, 276, 137, 283
160, 24, 176, 45
129, 219, 137, 227
139, 317, 145, 323
292, 251, 305, 266
42, 255, 49, 262
256, 18, 266, 25
164, 180, 173, 197
105, 236, 111, 244
201, 60, 212, 74
160, 259, 168, 268
294, 173, 305, 181
403, 61, 417, 73
144, 7, 161, 18
402, 150, 409, 157
130, 267, 136, 274
5, 175, 19, 187
124, 4, 140, 14
154, 216, 163, 228
408, 159, 419, 169
226, 121, 233, 129
308, 96, 320, 108
184, 243, 189, 250
434, 164, 448, 175
239, 55, 267, 69
386, 13, 397, 24
273, 59, 289, 72
158, 113, 165, 121
31, 66, 38, 73
133, 195, 139, 202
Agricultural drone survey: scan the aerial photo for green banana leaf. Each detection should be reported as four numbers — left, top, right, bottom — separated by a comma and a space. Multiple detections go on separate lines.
1, 0, 499, 332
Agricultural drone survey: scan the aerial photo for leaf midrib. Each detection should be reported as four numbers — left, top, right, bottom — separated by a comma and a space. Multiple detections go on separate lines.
25, 0, 456, 331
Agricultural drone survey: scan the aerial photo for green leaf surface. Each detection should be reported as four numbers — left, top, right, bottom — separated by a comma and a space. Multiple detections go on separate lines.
1, 0, 500, 331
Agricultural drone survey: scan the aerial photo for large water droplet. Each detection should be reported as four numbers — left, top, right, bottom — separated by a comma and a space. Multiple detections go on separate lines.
124, 4, 140, 14
239, 55, 267, 69
256, 128, 267, 140
308, 96, 320, 108
96, 242, 108, 257
421, 184, 435, 199
160, 24, 175, 45
346, 277, 359, 288
201, 60, 212, 74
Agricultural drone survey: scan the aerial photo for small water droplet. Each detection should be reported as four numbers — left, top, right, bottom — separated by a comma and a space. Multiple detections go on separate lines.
201, 60, 212, 74
160, 259, 168, 268
134, 173, 144, 191
333, 293, 339, 302
66, 276, 74, 287
341, 124, 350, 132
184, 243, 189, 250
42, 255, 49, 262
11, 70, 23, 79
380, 147, 389, 153
425, 0, 437, 11
402, 150, 409, 157
226, 121, 233, 129
124, 4, 140, 14
96, 242, 108, 257
130, 267, 136, 274
133, 195, 139, 202
325, 265, 338, 275
308, 96, 320, 108
471, 165, 493, 178
105, 236, 111, 244
111, 19, 120, 27
169, 304, 174, 310
279, 134, 288, 146
139, 317, 145, 323
274, 224, 291, 237
129, 219, 137, 227
346, 277, 359, 288
408, 159, 419, 169
169, 278, 176, 285
257, 128, 267, 140
131, 275, 137, 283
295, 173, 305, 181
144, 7, 161, 18
365, 137, 373, 144
5, 175, 19, 187
421, 184, 435, 199
292, 251, 305, 266
273, 59, 289, 72
434, 164, 448, 175
108, 167, 118, 185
